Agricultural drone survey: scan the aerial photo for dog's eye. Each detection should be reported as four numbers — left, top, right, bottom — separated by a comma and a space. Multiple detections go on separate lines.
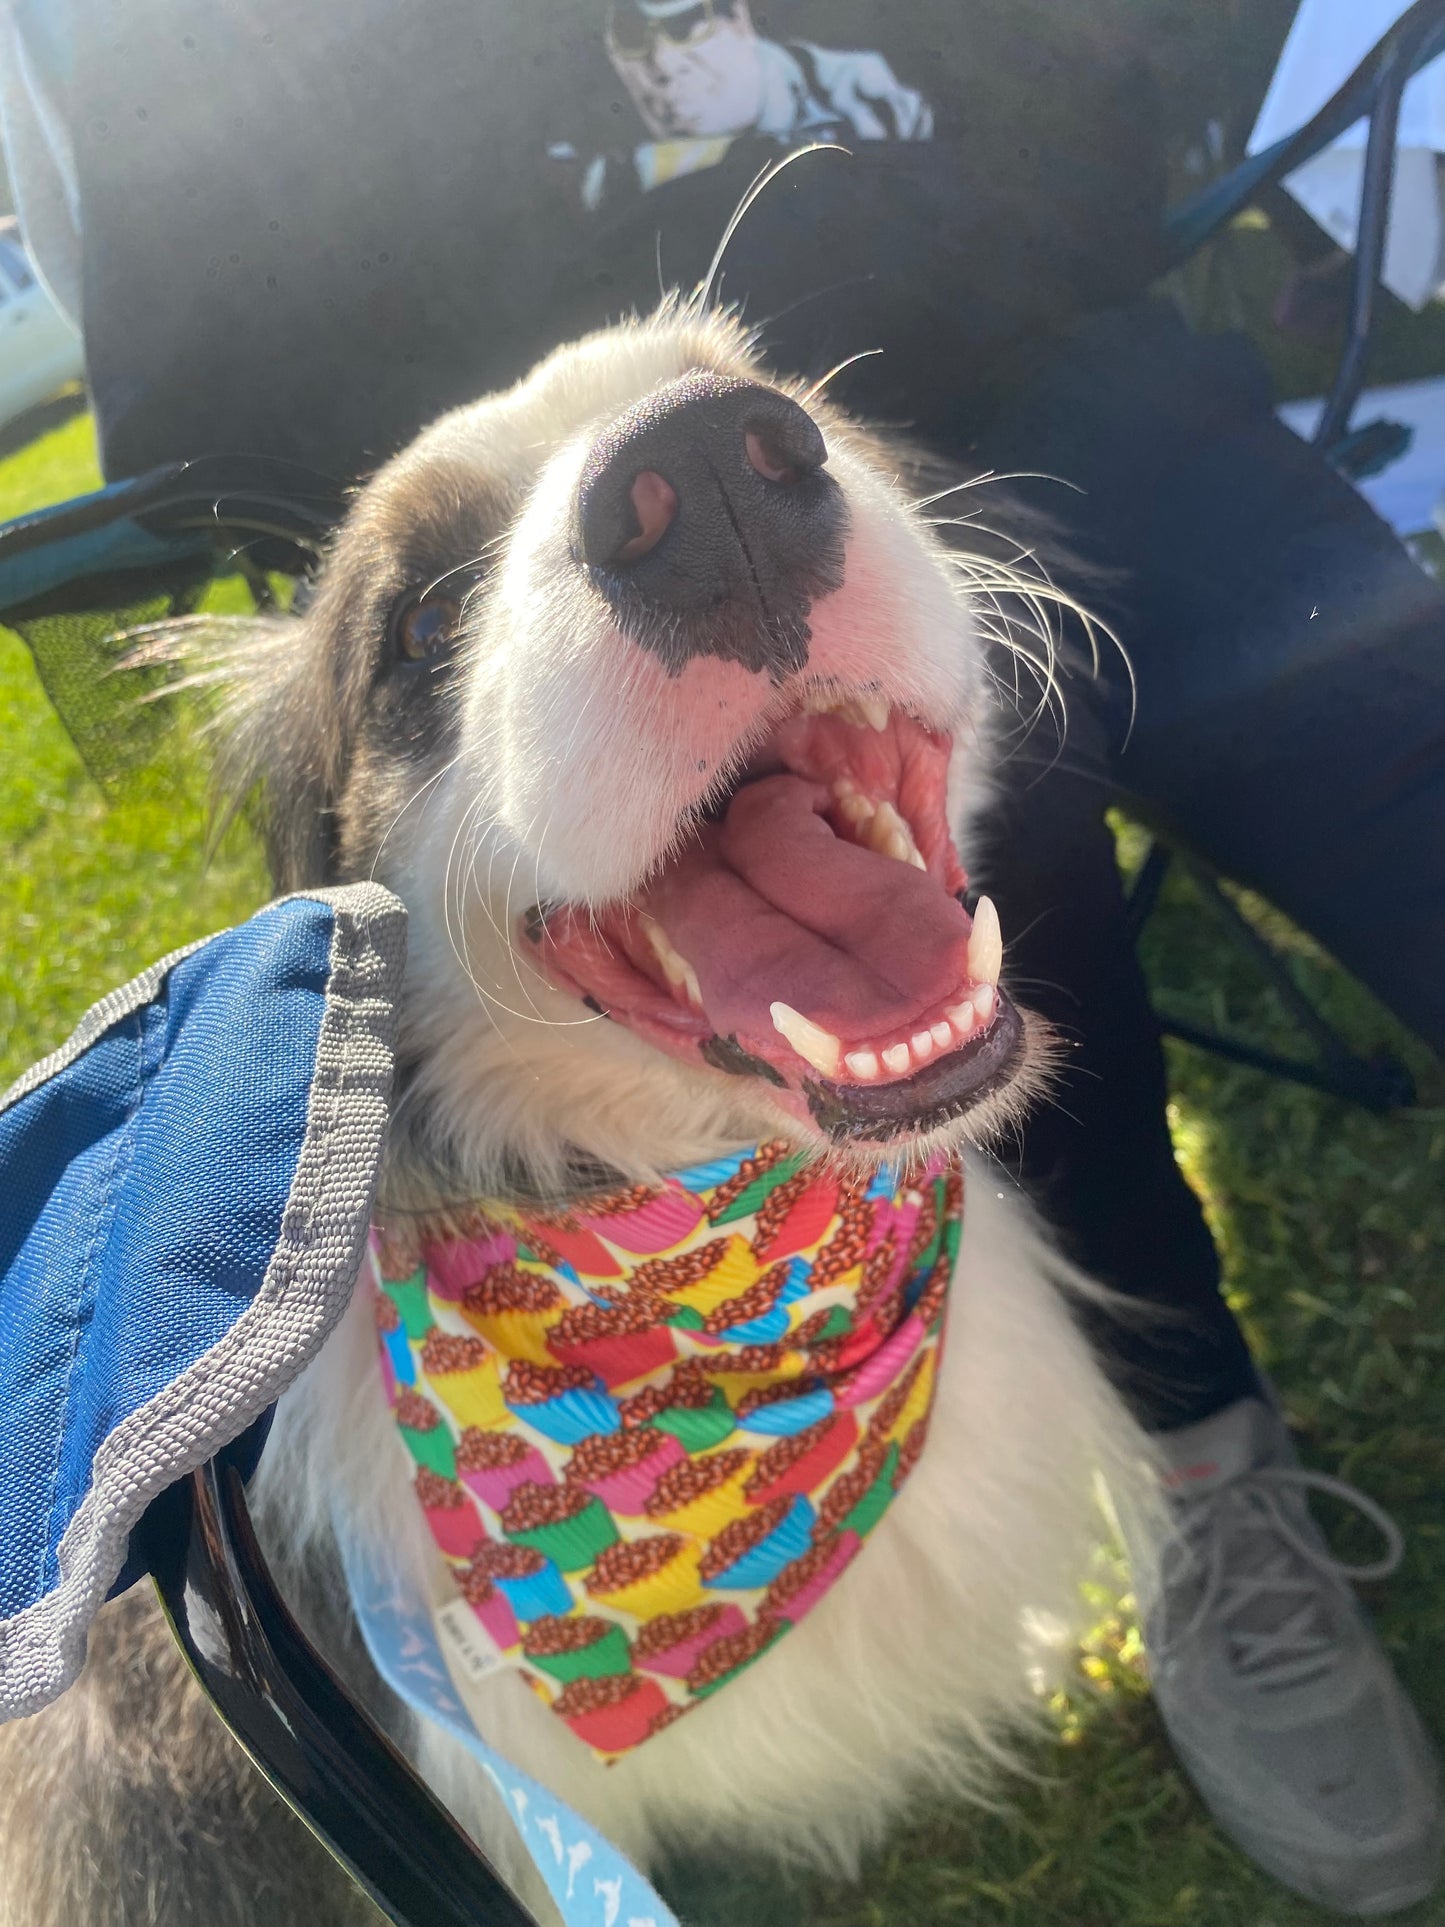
389, 587, 465, 663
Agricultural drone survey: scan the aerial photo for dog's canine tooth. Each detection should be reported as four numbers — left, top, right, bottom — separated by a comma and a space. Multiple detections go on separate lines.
858, 692, 890, 733
769, 1001, 843, 1078
966, 894, 1003, 988
882, 1041, 911, 1075
844, 1047, 881, 1080
682, 964, 704, 1010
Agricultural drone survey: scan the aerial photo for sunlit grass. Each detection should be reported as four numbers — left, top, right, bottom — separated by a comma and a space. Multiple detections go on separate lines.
0, 412, 266, 1086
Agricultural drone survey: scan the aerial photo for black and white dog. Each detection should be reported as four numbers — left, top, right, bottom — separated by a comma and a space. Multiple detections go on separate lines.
0, 301, 1155, 1927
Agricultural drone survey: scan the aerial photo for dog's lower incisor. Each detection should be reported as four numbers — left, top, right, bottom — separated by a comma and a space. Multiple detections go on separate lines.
0, 303, 1160, 1927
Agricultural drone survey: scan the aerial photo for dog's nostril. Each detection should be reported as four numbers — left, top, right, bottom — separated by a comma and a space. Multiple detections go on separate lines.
615, 470, 678, 563
744, 410, 826, 486
745, 430, 801, 487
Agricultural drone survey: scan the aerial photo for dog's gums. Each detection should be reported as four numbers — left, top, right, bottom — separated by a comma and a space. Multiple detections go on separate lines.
525, 694, 1021, 1141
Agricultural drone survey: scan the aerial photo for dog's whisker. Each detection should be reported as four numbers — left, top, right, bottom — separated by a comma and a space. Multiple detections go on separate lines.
367, 754, 460, 885
499, 808, 563, 1026
447, 795, 535, 1038
798, 348, 883, 405
974, 651, 1065, 755
690, 142, 849, 317
448, 788, 606, 1035
936, 531, 1136, 735
911, 468, 1087, 512
957, 573, 1071, 744
418, 529, 512, 602
441, 788, 500, 1018
456, 813, 597, 1031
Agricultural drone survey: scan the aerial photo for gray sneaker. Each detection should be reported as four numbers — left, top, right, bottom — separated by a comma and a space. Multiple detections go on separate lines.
1140, 1397, 1444, 1917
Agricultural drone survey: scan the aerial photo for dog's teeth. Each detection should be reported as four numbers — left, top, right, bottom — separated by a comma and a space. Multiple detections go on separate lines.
810, 690, 889, 732
643, 917, 701, 1001
867, 793, 909, 863
867, 800, 923, 868
844, 1048, 880, 1081
972, 981, 997, 1025
769, 1001, 843, 1078
910, 1030, 935, 1061
930, 1019, 953, 1049
882, 1041, 911, 1075
642, 916, 677, 970
833, 782, 875, 828
869, 800, 903, 843
966, 894, 1003, 988
946, 999, 975, 1035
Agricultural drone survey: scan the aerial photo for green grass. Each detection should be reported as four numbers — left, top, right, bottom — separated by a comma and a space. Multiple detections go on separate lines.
0, 412, 266, 1082
3, 337, 1443, 1926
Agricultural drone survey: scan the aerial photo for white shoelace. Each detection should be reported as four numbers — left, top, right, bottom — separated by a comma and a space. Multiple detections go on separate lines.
1157, 1467, 1405, 1692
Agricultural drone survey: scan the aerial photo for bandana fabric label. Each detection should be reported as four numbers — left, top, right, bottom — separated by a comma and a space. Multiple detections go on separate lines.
371, 1143, 961, 1759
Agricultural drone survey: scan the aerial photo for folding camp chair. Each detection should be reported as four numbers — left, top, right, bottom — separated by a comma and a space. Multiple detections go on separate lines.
1126, 0, 1445, 1113
0, 6, 1441, 1922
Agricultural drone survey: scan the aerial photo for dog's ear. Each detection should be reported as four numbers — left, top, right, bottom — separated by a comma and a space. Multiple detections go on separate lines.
217, 612, 341, 891
133, 606, 341, 893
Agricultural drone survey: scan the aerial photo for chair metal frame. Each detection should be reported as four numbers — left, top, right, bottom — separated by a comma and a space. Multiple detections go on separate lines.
1125, 0, 1445, 1115
140, 1438, 537, 1927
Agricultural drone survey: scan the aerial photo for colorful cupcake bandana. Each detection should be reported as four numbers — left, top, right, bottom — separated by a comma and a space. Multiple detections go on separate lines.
371, 1141, 962, 1760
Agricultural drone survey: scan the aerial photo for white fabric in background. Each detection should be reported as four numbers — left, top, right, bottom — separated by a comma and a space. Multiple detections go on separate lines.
1250, 0, 1445, 309
1279, 374, 1445, 534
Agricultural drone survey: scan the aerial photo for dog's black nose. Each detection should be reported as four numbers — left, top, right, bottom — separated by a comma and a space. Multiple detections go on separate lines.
575, 370, 846, 679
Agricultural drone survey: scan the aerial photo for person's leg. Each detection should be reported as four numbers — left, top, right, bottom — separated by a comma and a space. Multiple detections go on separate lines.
980, 694, 1442, 1913
967, 299, 1445, 1058
972, 684, 1259, 1431
962, 299, 1445, 1918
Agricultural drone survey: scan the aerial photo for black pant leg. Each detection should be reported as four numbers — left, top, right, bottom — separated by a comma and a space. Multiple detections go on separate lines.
969, 300, 1445, 1060
975, 681, 1261, 1432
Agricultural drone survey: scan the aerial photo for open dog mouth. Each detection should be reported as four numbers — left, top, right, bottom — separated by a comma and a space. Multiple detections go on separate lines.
524, 693, 1022, 1144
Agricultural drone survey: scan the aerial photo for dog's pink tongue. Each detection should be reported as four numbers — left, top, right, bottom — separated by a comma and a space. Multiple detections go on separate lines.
641, 774, 971, 1045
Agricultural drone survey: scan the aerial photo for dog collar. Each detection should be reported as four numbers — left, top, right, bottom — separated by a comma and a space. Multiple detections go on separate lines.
371, 1142, 961, 1758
